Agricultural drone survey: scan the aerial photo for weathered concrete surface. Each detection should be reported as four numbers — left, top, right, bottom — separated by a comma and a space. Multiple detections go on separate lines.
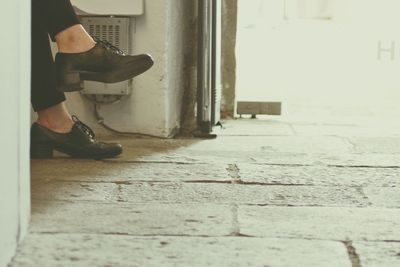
106, 135, 358, 167
30, 201, 232, 237
12, 119, 400, 266
221, 0, 238, 118
364, 187, 400, 208
11, 234, 351, 267
176, 135, 352, 154
119, 183, 368, 207
239, 206, 400, 241
32, 161, 230, 183
349, 137, 400, 154
218, 118, 295, 136
237, 164, 400, 187
355, 242, 400, 267
291, 123, 400, 138
31, 181, 119, 202
32, 181, 368, 207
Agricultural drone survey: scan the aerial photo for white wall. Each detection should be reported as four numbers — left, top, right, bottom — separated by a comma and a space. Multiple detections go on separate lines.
64, 0, 190, 138
0, 0, 31, 266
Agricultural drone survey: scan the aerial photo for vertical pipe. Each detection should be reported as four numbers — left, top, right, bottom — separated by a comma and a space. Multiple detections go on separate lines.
197, 0, 213, 132
211, 0, 217, 125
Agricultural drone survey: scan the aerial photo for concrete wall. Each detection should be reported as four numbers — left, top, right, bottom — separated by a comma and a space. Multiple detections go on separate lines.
64, 0, 196, 138
166, 1, 198, 135
221, 0, 238, 119
0, 0, 31, 266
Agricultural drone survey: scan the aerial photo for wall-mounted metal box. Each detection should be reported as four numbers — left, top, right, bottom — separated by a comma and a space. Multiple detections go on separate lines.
71, 0, 144, 95
71, 0, 144, 16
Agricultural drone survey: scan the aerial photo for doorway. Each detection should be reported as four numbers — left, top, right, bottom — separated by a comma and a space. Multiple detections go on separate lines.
236, 0, 400, 128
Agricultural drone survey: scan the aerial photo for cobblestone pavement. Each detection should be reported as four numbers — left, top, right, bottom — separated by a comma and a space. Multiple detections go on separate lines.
11, 119, 400, 267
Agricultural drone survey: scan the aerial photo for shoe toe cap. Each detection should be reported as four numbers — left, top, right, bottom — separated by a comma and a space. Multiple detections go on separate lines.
105, 143, 123, 156
140, 53, 154, 69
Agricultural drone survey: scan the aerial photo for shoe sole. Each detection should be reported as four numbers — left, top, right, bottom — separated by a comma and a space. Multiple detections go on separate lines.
58, 54, 154, 92
31, 142, 123, 160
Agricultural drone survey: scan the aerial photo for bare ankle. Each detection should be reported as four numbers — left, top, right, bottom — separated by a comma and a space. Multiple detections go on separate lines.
36, 103, 74, 133
57, 41, 95, 54
36, 118, 73, 134
55, 24, 96, 53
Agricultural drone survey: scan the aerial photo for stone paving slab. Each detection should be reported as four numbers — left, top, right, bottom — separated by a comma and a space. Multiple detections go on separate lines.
32, 180, 368, 207
32, 161, 230, 183
354, 241, 400, 267
31, 181, 119, 202
120, 183, 368, 207
31, 201, 232, 237
109, 136, 351, 164
10, 234, 351, 267
174, 136, 352, 154
323, 153, 400, 168
111, 146, 400, 167
112, 150, 328, 166
291, 124, 397, 137
237, 163, 400, 187
127, 151, 316, 165
41, 134, 400, 167
364, 187, 400, 208
218, 120, 295, 136
98, 139, 352, 166
350, 137, 400, 154
239, 206, 400, 241
245, 153, 395, 167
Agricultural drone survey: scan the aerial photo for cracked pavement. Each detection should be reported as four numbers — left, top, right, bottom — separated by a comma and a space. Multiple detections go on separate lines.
10, 119, 400, 267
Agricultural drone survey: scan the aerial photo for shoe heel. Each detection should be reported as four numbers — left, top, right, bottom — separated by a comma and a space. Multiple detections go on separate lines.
57, 72, 83, 92
31, 143, 54, 159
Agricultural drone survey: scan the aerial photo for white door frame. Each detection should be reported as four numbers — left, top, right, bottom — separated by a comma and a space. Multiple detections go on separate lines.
0, 0, 31, 265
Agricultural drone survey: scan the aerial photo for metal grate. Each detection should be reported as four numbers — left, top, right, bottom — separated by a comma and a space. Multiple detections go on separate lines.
87, 23, 121, 48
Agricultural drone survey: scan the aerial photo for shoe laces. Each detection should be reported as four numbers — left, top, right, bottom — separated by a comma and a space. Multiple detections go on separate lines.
72, 115, 95, 139
93, 36, 125, 55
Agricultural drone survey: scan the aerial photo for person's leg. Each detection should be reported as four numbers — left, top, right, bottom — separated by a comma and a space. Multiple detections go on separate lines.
31, 0, 122, 160
36, 0, 95, 53
32, 0, 96, 133
32, 0, 73, 133
31, 0, 152, 158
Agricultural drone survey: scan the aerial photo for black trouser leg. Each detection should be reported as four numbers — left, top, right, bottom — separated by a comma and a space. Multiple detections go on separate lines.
31, 0, 80, 112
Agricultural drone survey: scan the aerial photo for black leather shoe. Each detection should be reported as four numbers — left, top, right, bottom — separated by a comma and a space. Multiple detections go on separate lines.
31, 116, 122, 159
55, 38, 154, 92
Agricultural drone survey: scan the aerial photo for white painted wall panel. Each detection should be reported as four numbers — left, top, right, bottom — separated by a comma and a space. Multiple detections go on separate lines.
0, 0, 31, 266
